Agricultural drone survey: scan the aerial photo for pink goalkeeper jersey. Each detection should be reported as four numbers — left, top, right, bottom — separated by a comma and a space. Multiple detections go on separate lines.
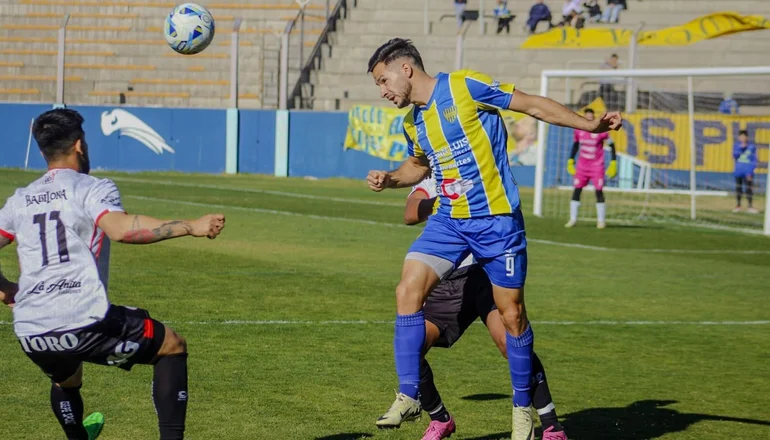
574, 130, 610, 170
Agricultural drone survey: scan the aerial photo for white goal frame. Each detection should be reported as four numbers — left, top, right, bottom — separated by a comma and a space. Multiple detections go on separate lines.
533, 66, 770, 236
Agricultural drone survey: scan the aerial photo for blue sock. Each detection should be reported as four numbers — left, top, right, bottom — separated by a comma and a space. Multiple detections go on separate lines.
507, 325, 534, 407
394, 311, 425, 399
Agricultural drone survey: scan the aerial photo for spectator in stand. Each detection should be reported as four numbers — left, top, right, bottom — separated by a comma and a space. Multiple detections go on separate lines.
454, 0, 468, 30
584, 0, 602, 23
527, 0, 553, 34
601, 0, 626, 23
719, 92, 740, 115
494, 0, 515, 34
560, 0, 584, 28
600, 53, 620, 108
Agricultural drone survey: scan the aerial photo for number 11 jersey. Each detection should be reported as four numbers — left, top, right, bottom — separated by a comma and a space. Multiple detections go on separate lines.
0, 168, 125, 337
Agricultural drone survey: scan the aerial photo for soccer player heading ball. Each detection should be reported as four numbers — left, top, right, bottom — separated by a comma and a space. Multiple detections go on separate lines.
565, 108, 617, 229
366, 38, 621, 440
0, 108, 225, 440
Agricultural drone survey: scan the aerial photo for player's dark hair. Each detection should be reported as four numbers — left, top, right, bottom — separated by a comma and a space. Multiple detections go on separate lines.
739, 130, 748, 136
32, 108, 85, 161
367, 38, 425, 73
584, 108, 594, 114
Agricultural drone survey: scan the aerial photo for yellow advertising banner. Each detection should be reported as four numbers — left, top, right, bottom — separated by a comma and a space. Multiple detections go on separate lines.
521, 12, 770, 49
611, 111, 769, 173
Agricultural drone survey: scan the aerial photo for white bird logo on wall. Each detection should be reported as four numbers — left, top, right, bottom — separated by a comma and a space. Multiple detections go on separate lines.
100, 109, 175, 155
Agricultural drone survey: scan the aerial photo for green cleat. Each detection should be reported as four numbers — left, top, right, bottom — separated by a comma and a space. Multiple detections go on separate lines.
83, 412, 104, 440
375, 391, 422, 429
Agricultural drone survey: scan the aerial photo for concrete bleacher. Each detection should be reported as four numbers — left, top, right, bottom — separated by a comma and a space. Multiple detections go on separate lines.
310, 0, 770, 111
0, 0, 328, 108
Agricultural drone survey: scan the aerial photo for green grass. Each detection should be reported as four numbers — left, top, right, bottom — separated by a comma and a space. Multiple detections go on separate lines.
0, 168, 768, 440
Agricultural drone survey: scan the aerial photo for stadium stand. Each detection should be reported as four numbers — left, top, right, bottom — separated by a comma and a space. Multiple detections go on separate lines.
1, 0, 768, 110
308, 0, 770, 110
0, 0, 327, 108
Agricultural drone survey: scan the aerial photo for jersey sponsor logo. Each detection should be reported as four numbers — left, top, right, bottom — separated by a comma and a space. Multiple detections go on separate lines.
25, 189, 67, 207
440, 178, 474, 200
442, 105, 458, 124
100, 109, 175, 155
99, 193, 122, 207
19, 333, 79, 353
29, 279, 83, 295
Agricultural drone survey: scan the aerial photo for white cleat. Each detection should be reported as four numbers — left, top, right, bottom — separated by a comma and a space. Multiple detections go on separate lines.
511, 405, 535, 440
747, 207, 759, 214
564, 220, 577, 228
375, 391, 422, 429
732, 206, 743, 213
597, 221, 606, 229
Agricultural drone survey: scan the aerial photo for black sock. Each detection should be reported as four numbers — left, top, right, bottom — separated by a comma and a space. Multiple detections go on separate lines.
419, 360, 451, 422
51, 384, 88, 440
531, 352, 561, 431
153, 354, 188, 440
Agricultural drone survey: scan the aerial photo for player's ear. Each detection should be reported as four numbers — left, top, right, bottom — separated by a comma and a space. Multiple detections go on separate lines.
73, 139, 83, 155
402, 62, 414, 78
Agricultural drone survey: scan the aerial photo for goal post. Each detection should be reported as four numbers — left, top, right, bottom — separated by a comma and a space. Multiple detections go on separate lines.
533, 66, 770, 235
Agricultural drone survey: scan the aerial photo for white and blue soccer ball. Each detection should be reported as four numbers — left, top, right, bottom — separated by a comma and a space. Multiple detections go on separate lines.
164, 3, 215, 55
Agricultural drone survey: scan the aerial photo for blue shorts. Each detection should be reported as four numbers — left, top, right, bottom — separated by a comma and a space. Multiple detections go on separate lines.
734, 167, 755, 179
408, 210, 528, 288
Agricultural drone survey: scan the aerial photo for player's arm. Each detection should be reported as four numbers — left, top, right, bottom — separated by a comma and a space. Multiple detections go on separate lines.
569, 140, 579, 160
0, 239, 18, 306
607, 138, 617, 161
98, 212, 225, 245
0, 202, 18, 306
509, 89, 622, 133
462, 70, 621, 133
367, 155, 431, 192
404, 190, 437, 225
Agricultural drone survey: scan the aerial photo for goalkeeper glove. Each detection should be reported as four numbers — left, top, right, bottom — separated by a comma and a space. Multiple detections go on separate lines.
606, 160, 617, 178
567, 158, 576, 176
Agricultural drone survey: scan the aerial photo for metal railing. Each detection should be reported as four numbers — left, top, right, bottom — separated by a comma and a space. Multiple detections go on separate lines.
284, 0, 352, 109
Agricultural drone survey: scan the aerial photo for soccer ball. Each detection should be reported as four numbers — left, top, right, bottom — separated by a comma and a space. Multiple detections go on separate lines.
164, 3, 215, 55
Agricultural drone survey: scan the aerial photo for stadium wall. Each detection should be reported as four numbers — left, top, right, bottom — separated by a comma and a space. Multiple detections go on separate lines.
1, 103, 763, 191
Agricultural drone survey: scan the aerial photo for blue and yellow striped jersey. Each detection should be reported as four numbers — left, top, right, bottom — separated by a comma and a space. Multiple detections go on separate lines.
403, 70, 519, 219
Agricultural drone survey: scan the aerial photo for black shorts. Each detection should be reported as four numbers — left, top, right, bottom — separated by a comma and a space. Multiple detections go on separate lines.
18, 305, 166, 383
423, 265, 496, 348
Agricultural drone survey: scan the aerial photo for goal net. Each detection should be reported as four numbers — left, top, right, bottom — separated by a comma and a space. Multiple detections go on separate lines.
532, 66, 770, 235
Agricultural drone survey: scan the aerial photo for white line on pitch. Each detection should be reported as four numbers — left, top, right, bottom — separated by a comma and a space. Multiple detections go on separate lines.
111, 176, 405, 207
2, 320, 768, 326
124, 195, 770, 255
125, 195, 409, 229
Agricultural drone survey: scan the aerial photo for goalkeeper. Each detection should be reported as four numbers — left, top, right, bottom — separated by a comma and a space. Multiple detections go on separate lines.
565, 108, 617, 229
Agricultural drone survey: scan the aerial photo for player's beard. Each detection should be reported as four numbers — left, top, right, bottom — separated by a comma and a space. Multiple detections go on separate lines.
396, 82, 412, 108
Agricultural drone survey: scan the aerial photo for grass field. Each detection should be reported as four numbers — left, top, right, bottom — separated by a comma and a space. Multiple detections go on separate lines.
0, 168, 769, 440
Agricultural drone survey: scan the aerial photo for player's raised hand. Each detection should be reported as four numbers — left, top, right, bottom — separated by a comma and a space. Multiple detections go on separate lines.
592, 111, 623, 133
367, 170, 390, 192
191, 214, 226, 239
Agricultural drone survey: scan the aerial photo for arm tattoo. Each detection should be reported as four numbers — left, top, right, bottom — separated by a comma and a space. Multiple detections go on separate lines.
122, 216, 193, 244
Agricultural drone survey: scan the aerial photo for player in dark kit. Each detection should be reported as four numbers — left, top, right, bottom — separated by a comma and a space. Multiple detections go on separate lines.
0, 109, 226, 440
